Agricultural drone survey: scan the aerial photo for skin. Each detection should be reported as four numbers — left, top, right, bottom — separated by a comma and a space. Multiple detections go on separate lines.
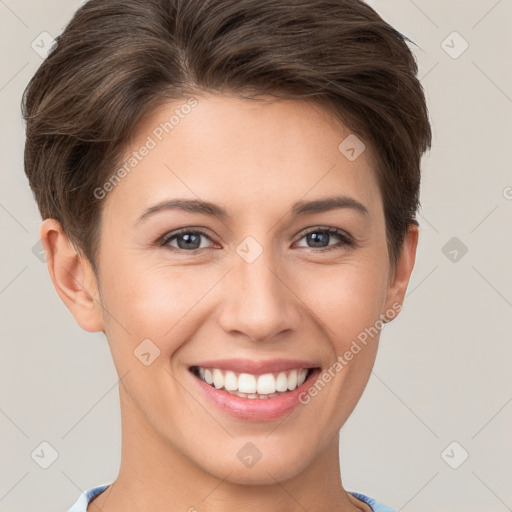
41, 93, 417, 512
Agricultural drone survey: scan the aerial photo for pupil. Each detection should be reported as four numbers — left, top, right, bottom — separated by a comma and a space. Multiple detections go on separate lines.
308, 232, 329, 248
178, 233, 200, 250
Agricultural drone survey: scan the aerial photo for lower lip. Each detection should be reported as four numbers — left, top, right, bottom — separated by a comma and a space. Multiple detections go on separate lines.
189, 368, 321, 421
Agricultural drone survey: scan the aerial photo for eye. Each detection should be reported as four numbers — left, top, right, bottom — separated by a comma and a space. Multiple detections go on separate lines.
294, 227, 354, 250
160, 228, 215, 252
159, 226, 354, 254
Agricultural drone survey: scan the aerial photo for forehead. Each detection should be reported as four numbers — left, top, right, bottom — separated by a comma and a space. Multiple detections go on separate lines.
103, 94, 382, 222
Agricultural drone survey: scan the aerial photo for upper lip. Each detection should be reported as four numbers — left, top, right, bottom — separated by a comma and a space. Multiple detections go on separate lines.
189, 358, 320, 375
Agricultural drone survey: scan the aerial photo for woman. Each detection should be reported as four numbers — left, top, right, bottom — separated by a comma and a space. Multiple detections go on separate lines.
22, 0, 431, 510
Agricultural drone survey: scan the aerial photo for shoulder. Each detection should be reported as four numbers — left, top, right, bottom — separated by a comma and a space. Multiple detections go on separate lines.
66, 484, 110, 512
348, 491, 398, 512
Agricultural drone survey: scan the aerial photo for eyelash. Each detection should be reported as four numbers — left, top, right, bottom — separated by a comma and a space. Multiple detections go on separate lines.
159, 226, 355, 254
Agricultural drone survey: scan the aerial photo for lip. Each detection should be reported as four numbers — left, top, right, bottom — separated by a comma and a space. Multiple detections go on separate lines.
189, 358, 320, 375
188, 365, 322, 421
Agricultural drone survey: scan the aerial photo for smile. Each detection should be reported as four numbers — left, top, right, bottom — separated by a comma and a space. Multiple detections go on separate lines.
188, 361, 322, 421
190, 366, 310, 398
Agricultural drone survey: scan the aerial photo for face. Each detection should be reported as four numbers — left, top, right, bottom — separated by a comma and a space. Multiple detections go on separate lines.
54, 93, 416, 485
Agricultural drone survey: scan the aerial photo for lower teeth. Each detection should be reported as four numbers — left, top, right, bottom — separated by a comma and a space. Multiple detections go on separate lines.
226, 389, 287, 399
209, 384, 290, 399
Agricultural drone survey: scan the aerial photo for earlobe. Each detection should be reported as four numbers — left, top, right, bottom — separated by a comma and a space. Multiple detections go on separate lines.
40, 218, 105, 332
382, 225, 419, 322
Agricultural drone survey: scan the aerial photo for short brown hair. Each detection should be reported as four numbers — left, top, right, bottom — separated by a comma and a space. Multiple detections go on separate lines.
22, 0, 431, 274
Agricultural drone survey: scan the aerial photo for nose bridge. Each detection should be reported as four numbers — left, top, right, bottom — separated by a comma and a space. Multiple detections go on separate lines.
216, 239, 300, 342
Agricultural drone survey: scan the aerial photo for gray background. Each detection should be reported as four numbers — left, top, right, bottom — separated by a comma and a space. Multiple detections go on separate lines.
1, 0, 511, 511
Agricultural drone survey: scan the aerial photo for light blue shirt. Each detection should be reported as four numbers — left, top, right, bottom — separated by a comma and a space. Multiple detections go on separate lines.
67, 484, 398, 511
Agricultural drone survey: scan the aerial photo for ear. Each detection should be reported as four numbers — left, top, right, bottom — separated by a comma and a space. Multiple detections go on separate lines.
382, 225, 419, 322
40, 218, 105, 332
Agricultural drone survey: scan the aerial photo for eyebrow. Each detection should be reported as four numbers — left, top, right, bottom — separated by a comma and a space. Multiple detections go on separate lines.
136, 195, 370, 224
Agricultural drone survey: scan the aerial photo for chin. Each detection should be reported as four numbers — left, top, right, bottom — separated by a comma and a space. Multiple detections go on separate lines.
197, 447, 313, 486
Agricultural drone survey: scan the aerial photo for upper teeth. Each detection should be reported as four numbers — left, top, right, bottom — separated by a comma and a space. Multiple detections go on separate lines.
196, 367, 309, 394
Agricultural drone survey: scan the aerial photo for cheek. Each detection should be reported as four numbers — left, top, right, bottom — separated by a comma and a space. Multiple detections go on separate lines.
296, 258, 388, 346
99, 260, 215, 351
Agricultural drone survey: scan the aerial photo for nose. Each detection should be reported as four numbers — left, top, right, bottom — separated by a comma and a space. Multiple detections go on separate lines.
216, 247, 302, 343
